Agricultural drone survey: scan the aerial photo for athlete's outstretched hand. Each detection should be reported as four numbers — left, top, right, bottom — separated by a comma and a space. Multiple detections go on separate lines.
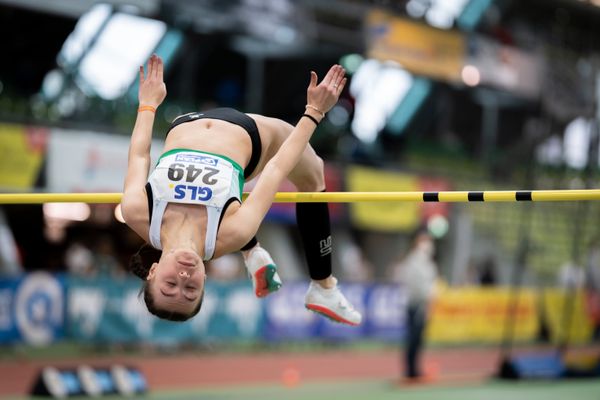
306, 64, 347, 114
138, 54, 167, 108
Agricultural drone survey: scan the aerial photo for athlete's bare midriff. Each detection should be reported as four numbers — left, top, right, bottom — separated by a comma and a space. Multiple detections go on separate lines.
164, 119, 254, 169
163, 114, 292, 182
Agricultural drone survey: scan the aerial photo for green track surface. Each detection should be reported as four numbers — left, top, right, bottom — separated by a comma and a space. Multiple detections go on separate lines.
9, 379, 600, 400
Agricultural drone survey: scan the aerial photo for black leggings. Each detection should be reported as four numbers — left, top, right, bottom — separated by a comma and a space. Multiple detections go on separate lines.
296, 196, 333, 281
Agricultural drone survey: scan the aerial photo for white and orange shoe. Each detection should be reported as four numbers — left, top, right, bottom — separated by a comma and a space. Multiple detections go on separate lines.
243, 246, 282, 298
304, 278, 362, 326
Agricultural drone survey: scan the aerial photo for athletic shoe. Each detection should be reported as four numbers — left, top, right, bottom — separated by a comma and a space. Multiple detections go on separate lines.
304, 278, 362, 326
243, 246, 282, 298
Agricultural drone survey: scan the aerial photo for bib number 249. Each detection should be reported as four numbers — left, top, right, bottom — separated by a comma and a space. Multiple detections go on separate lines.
168, 163, 219, 201
168, 163, 219, 185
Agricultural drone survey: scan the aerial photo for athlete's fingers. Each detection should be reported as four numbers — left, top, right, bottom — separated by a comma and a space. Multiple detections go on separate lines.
157, 55, 164, 81
150, 54, 157, 79
152, 54, 160, 80
330, 65, 344, 88
336, 77, 347, 94
309, 71, 318, 89
323, 64, 338, 86
329, 64, 344, 87
139, 65, 145, 85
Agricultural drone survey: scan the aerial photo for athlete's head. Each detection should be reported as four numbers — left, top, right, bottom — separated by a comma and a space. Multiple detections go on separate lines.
129, 244, 205, 321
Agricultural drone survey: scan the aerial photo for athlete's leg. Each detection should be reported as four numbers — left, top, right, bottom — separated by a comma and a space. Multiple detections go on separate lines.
287, 147, 332, 281
250, 115, 361, 325
248, 115, 334, 284
285, 143, 361, 325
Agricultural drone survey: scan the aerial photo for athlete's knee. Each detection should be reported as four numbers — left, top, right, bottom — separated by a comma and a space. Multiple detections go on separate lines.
295, 155, 325, 192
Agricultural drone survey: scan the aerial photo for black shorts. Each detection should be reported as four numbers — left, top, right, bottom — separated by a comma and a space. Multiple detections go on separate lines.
167, 108, 262, 179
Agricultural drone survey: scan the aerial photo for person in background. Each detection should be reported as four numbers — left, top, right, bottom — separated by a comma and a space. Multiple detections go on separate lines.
391, 230, 438, 382
585, 237, 600, 340
93, 234, 125, 279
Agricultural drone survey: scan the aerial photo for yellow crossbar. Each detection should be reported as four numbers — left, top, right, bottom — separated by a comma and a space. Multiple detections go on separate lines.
1, 189, 600, 204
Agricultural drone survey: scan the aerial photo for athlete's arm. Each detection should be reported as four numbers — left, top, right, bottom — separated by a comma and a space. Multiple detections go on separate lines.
121, 54, 167, 234
230, 65, 347, 242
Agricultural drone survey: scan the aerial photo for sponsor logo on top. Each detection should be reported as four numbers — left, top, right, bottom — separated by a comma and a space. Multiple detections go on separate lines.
175, 153, 218, 166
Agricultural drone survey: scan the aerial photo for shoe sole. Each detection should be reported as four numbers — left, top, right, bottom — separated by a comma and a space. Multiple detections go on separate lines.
305, 304, 360, 326
253, 264, 281, 298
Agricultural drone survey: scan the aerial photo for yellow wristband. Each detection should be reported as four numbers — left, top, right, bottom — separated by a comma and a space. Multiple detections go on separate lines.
138, 105, 156, 113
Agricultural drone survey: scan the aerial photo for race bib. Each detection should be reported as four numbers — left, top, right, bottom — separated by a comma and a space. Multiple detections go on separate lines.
149, 151, 235, 208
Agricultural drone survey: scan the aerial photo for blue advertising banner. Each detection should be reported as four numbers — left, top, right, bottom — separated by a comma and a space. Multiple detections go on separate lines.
263, 282, 406, 342
0, 272, 65, 345
263, 282, 320, 340
67, 276, 264, 345
363, 283, 408, 341
0, 274, 407, 345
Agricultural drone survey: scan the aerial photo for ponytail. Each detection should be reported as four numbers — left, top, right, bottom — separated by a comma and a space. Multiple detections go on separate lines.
128, 243, 162, 280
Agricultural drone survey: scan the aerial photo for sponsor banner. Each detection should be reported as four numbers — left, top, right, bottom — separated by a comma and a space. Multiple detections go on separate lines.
363, 284, 408, 341
366, 9, 465, 82
427, 287, 539, 343
346, 165, 420, 232
0, 124, 47, 189
0, 272, 65, 345
542, 289, 594, 344
3, 273, 592, 345
47, 129, 164, 192
263, 282, 406, 341
263, 282, 320, 340
67, 276, 263, 345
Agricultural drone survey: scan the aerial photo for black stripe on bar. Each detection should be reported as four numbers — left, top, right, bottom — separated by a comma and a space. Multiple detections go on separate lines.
468, 191, 484, 201
423, 192, 439, 202
516, 191, 532, 201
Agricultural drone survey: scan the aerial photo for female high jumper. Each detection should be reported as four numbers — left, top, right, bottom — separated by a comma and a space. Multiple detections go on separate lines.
122, 54, 361, 326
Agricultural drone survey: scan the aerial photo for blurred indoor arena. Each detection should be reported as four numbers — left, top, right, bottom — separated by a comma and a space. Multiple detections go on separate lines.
1, 0, 600, 399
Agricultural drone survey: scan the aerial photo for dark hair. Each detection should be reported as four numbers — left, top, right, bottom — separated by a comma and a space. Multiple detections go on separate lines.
128, 243, 203, 322
128, 243, 162, 280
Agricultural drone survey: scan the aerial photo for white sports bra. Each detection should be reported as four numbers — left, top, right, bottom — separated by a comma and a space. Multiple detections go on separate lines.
146, 148, 244, 260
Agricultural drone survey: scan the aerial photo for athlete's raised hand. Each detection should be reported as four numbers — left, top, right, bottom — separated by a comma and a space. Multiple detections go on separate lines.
306, 64, 347, 115
138, 54, 167, 108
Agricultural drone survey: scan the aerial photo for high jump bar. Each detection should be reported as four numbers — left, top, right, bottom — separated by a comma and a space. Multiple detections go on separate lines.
1, 190, 600, 204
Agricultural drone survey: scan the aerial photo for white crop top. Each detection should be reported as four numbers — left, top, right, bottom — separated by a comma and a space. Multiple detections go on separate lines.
146, 149, 244, 260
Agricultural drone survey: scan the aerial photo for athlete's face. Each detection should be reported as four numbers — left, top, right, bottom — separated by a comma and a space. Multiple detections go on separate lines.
146, 249, 205, 315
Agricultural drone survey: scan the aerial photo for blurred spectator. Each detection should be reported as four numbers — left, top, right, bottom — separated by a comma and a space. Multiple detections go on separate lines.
586, 238, 600, 292
0, 209, 22, 276
585, 238, 600, 340
338, 238, 373, 283
462, 255, 497, 286
479, 255, 497, 286
93, 235, 124, 279
462, 259, 481, 286
557, 261, 585, 289
390, 231, 438, 381
64, 241, 94, 277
